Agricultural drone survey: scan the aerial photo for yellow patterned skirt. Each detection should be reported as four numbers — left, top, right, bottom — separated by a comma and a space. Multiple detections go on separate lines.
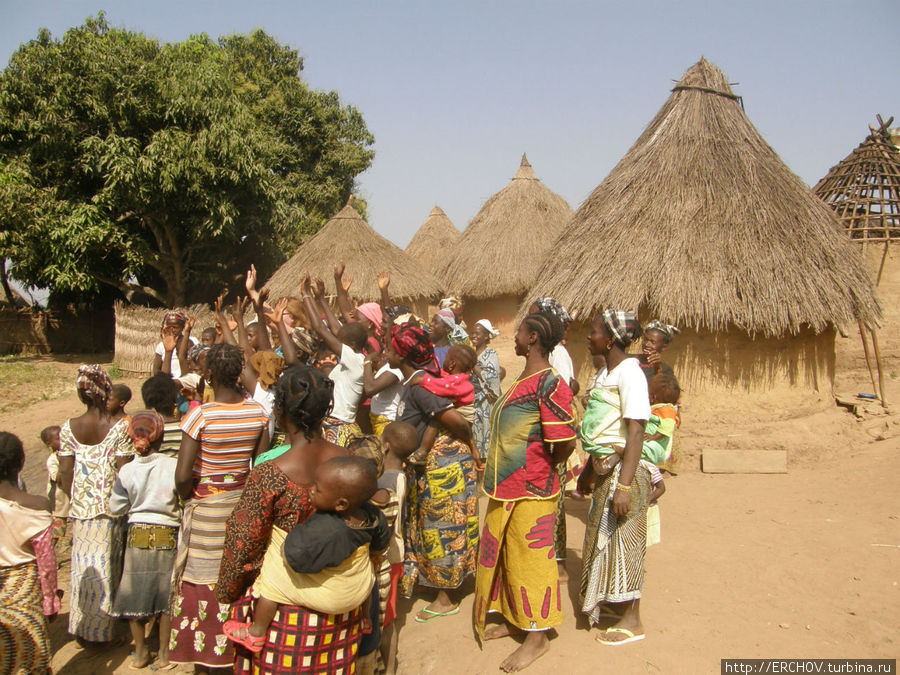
473, 497, 562, 639
0, 562, 50, 674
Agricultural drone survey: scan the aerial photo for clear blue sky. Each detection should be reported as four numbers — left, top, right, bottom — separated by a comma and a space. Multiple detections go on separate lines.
3, 1, 899, 251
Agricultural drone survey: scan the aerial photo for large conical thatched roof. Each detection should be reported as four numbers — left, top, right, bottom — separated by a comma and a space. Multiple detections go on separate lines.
264, 201, 441, 302
524, 58, 880, 336
405, 206, 461, 271
813, 116, 900, 243
438, 154, 573, 297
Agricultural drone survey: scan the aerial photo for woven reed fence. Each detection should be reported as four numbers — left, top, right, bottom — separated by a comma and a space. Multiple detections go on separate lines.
114, 302, 217, 375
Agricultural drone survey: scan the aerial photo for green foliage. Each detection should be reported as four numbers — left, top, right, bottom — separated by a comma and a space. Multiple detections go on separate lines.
0, 14, 374, 306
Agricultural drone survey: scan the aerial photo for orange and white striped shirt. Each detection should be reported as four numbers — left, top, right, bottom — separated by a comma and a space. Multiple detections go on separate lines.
181, 400, 268, 482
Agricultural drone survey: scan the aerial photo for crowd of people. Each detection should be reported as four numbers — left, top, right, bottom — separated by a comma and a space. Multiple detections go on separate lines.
0, 262, 682, 675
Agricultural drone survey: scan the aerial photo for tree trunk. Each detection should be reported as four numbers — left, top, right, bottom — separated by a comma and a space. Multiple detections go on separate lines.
0, 259, 17, 304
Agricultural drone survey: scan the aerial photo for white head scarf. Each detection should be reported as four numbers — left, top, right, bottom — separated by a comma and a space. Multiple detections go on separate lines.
475, 319, 500, 338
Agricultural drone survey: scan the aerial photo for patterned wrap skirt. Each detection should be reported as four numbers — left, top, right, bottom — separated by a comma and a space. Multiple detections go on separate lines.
580, 462, 651, 623
400, 435, 479, 596
473, 498, 562, 639
69, 515, 126, 642
111, 523, 178, 618
0, 562, 51, 674
322, 416, 363, 447
169, 489, 241, 668
230, 591, 364, 675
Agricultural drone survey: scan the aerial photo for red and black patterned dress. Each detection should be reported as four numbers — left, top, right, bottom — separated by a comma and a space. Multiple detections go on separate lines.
217, 461, 365, 675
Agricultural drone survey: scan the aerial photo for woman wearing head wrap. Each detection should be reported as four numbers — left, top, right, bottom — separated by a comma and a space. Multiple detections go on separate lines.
108, 411, 181, 669
58, 364, 135, 645
384, 324, 479, 621
438, 297, 467, 330
637, 319, 680, 383
469, 319, 502, 460
576, 310, 651, 646
430, 309, 470, 367
153, 311, 197, 380
473, 312, 576, 672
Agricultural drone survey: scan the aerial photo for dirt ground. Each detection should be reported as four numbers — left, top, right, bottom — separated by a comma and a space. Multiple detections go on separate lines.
4, 341, 898, 674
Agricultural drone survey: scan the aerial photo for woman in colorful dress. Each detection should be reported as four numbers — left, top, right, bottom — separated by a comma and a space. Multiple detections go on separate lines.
170, 344, 270, 673
217, 365, 362, 675
469, 319, 501, 461
473, 312, 576, 673
0, 432, 59, 675
577, 310, 651, 646
58, 364, 134, 645
387, 323, 479, 621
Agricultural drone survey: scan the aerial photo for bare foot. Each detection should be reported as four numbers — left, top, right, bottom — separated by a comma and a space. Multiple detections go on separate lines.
556, 561, 569, 584
499, 632, 550, 672
483, 623, 516, 641
129, 652, 151, 669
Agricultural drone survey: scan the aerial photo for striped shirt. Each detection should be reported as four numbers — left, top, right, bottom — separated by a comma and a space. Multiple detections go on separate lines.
181, 400, 268, 482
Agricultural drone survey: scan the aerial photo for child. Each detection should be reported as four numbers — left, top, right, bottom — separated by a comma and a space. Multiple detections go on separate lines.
223, 456, 390, 653
200, 326, 217, 348
372, 422, 418, 674
41, 425, 69, 541
410, 345, 479, 466
108, 384, 132, 422
644, 374, 681, 470
108, 412, 181, 670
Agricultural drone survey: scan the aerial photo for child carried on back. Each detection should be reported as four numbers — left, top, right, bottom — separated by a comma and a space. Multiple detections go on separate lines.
224, 455, 390, 653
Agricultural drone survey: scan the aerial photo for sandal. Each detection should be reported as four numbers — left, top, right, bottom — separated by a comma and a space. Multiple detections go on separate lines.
595, 627, 645, 646
414, 606, 460, 623
223, 619, 267, 653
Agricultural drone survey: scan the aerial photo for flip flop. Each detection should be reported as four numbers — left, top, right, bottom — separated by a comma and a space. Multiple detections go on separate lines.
595, 627, 645, 646
415, 606, 461, 623
222, 619, 266, 653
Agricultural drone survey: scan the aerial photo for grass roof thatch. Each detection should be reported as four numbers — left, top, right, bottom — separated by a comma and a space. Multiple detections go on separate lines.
263, 200, 442, 303
114, 301, 216, 374
522, 58, 880, 337
438, 154, 573, 298
813, 116, 900, 243
405, 206, 461, 271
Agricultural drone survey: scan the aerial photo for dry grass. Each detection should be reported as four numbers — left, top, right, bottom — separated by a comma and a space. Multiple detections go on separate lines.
0, 355, 81, 413
263, 200, 442, 303
523, 58, 881, 336
405, 206, 461, 272
438, 154, 573, 298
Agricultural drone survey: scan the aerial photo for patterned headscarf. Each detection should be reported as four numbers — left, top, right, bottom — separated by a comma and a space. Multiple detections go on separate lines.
644, 320, 681, 344
128, 411, 165, 456
290, 327, 318, 360
250, 351, 286, 391
435, 309, 471, 346
439, 297, 462, 312
75, 364, 112, 403
534, 297, 572, 327
602, 310, 643, 348
188, 344, 209, 364
160, 311, 187, 328
391, 324, 440, 376
475, 319, 500, 339
356, 303, 384, 338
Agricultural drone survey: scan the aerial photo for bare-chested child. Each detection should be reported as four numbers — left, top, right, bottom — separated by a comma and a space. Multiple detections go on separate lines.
223, 456, 390, 653
107, 384, 132, 423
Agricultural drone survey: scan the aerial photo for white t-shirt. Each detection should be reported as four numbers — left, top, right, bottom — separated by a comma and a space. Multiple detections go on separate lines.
549, 344, 574, 386
253, 382, 276, 438
154, 337, 197, 380
595, 357, 651, 423
328, 344, 365, 423
369, 364, 403, 420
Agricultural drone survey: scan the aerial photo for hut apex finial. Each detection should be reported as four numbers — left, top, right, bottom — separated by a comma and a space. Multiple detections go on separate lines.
514, 153, 538, 180
345, 194, 355, 208
429, 205, 446, 216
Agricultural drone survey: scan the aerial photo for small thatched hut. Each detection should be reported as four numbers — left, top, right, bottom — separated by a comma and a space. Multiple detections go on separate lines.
438, 154, 573, 351
114, 301, 216, 374
263, 201, 441, 312
404, 206, 461, 272
525, 58, 880, 397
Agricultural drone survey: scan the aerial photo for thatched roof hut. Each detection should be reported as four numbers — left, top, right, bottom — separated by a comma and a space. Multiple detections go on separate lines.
525, 58, 880, 395
263, 201, 442, 305
438, 154, 573, 298
405, 206, 461, 271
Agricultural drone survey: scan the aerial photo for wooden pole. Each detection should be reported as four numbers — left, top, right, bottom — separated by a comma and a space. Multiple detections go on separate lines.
876, 240, 890, 286
858, 319, 879, 398
871, 329, 888, 409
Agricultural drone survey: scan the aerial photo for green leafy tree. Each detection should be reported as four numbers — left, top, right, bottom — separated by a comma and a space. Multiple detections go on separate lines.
0, 14, 374, 306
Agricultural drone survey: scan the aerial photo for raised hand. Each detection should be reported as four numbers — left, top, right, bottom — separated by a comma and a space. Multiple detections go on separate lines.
313, 277, 326, 299
265, 298, 289, 327
244, 265, 260, 303
333, 260, 345, 279
231, 296, 249, 323
162, 331, 178, 353
301, 271, 312, 297
213, 291, 227, 316
185, 315, 197, 334
377, 271, 390, 291
341, 273, 353, 293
